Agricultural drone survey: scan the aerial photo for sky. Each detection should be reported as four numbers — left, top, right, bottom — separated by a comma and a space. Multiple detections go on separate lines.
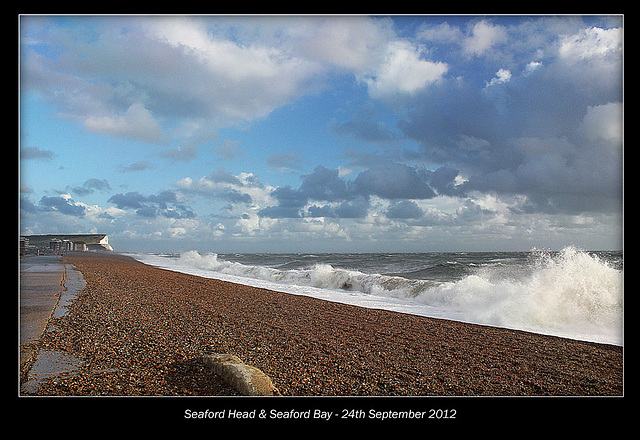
19, 15, 623, 253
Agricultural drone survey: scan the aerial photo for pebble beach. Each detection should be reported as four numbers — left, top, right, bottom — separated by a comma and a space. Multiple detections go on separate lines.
26, 252, 623, 396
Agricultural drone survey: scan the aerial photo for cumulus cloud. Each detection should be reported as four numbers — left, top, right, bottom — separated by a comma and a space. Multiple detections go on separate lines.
84, 102, 169, 144
394, 23, 622, 215
20, 16, 622, 251
581, 101, 622, 143
386, 200, 424, 219
108, 189, 195, 219
333, 197, 370, 219
175, 168, 270, 216
363, 40, 448, 98
299, 165, 351, 202
296, 16, 393, 70
259, 186, 308, 218
21, 16, 323, 147
306, 198, 371, 219
523, 61, 542, 76
20, 16, 448, 148
20, 197, 38, 214
38, 195, 86, 217
258, 163, 462, 219
462, 20, 507, 56
144, 16, 323, 123
352, 163, 436, 200
485, 68, 511, 87
558, 26, 622, 60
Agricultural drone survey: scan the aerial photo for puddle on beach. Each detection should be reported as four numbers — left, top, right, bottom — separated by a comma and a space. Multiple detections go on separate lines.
21, 350, 83, 394
52, 266, 85, 318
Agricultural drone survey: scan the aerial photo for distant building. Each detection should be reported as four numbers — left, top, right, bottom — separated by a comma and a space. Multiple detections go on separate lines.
21, 234, 113, 253
62, 239, 73, 252
49, 238, 62, 253
19, 236, 29, 255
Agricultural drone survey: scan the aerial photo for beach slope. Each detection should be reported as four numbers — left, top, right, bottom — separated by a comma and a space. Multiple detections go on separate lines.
31, 252, 622, 396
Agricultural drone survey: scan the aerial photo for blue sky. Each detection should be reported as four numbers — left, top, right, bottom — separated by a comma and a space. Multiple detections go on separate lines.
19, 15, 623, 253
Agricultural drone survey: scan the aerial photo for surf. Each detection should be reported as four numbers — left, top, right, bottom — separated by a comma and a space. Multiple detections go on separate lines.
130, 246, 622, 345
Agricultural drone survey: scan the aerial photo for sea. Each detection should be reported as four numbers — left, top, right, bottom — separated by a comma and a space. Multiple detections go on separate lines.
126, 246, 623, 346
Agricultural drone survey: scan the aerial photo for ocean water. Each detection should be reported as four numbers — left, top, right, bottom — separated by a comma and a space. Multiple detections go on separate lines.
127, 246, 623, 346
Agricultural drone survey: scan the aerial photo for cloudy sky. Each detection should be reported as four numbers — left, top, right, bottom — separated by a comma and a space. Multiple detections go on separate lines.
19, 15, 623, 253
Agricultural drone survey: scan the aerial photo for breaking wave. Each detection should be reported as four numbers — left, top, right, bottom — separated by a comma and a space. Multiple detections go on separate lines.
177, 250, 437, 298
414, 247, 622, 344
135, 246, 622, 345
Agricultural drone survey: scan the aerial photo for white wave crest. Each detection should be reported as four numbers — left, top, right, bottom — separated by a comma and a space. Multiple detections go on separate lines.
413, 246, 622, 344
177, 250, 434, 296
134, 246, 622, 345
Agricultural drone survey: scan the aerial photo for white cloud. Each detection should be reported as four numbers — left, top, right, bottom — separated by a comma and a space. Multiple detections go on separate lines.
463, 20, 507, 56
175, 170, 274, 210
84, 102, 169, 145
80, 202, 126, 223
297, 17, 393, 71
20, 16, 623, 252
398, 20, 622, 217
22, 16, 449, 147
146, 17, 322, 121
364, 41, 448, 98
485, 68, 512, 87
523, 61, 542, 76
417, 22, 464, 43
581, 101, 623, 143
559, 26, 622, 60
23, 16, 326, 147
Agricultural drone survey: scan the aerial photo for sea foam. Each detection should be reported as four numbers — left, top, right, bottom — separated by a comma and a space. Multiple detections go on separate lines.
414, 247, 622, 344
131, 246, 622, 345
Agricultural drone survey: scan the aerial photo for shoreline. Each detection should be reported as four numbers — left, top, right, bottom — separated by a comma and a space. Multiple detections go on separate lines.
127, 249, 623, 347
25, 252, 623, 396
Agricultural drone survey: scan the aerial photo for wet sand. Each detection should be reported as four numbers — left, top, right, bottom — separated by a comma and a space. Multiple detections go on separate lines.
25, 252, 623, 396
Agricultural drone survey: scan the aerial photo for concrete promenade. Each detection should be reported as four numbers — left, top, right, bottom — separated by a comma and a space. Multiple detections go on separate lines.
19, 256, 67, 378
